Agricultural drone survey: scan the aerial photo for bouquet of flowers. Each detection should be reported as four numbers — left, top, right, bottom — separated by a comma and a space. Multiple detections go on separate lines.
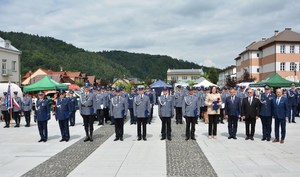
212, 98, 220, 113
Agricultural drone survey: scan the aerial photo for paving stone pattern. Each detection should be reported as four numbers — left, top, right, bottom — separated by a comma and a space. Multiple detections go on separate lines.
166, 120, 218, 177
21, 123, 116, 177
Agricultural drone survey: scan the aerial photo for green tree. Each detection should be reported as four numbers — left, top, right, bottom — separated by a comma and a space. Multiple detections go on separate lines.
207, 67, 219, 84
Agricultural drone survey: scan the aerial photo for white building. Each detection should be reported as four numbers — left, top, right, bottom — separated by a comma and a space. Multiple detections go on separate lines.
167, 68, 204, 82
218, 65, 236, 86
0, 37, 21, 84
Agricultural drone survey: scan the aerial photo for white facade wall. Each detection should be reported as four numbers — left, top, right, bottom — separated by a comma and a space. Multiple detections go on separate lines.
261, 63, 276, 73
0, 49, 21, 84
263, 45, 275, 57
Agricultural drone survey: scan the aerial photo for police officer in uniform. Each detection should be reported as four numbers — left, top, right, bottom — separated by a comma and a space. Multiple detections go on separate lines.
128, 87, 138, 124
220, 87, 230, 124
56, 90, 71, 142
12, 91, 22, 127
174, 85, 184, 124
133, 85, 151, 141
22, 92, 32, 127
80, 83, 95, 142
287, 82, 298, 123
158, 86, 174, 141
110, 87, 128, 141
182, 86, 199, 140
94, 87, 106, 125
1, 92, 10, 128
145, 86, 156, 124
34, 91, 50, 142
259, 86, 275, 141
68, 90, 78, 126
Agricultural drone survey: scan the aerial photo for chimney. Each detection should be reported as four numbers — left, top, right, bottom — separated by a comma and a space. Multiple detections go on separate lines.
274, 30, 279, 36
285, 28, 292, 30
262, 38, 266, 41
4, 40, 11, 48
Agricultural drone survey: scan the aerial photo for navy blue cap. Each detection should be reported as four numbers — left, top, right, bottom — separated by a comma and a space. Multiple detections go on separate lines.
176, 85, 182, 88
130, 87, 136, 90
197, 87, 202, 91
264, 86, 270, 90
186, 86, 193, 91
162, 86, 168, 91
204, 87, 210, 91
13, 91, 18, 94
3, 92, 7, 95
240, 86, 245, 89
83, 83, 89, 87
38, 91, 44, 95
96, 87, 101, 91
69, 90, 74, 93
291, 82, 296, 86
59, 90, 66, 94
115, 87, 121, 92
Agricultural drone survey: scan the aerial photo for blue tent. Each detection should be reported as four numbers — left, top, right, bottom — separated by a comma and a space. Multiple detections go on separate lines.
150, 80, 172, 88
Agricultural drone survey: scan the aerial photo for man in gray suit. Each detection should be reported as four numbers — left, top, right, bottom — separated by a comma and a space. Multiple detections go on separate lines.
80, 83, 95, 142
12, 91, 22, 128
22, 92, 32, 127
182, 86, 199, 140
158, 87, 174, 141
94, 87, 106, 125
174, 85, 184, 124
133, 85, 151, 141
110, 87, 128, 141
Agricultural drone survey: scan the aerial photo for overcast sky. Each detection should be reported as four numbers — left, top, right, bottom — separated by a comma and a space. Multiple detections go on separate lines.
1, 0, 300, 68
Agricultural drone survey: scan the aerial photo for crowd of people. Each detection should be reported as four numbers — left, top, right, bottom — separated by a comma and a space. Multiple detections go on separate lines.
0, 82, 299, 144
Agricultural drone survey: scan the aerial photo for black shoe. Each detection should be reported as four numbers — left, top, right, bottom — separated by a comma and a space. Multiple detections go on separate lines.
110, 123, 115, 125
191, 137, 196, 140
266, 138, 271, 141
245, 137, 249, 140
233, 136, 237, 139
65, 139, 69, 142
143, 137, 147, 141
250, 137, 254, 141
4, 125, 9, 128
167, 137, 172, 141
84, 137, 90, 142
38, 139, 43, 142
43, 139, 47, 142
221, 122, 224, 124
120, 137, 123, 141
176, 122, 178, 124
185, 137, 189, 140
137, 137, 142, 141
160, 137, 166, 140
90, 137, 93, 142
228, 136, 232, 139
114, 138, 119, 141
261, 138, 266, 141
59, 139, 65, 142
292, 121, 296, 123
180, 122, 183, 124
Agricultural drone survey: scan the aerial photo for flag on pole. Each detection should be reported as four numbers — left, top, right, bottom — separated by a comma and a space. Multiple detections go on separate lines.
6, 81, 12, 110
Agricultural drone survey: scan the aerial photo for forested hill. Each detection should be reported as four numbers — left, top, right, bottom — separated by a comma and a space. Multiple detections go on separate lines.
0, 31, 211, 80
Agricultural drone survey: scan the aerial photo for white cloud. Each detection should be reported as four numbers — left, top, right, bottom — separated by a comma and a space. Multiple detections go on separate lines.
1, 0, 300, 68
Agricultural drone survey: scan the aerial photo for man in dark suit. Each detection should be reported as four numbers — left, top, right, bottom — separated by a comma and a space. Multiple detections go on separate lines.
241, 89, 260, 140
225, 88, 241, 139
273, 88, 289, 144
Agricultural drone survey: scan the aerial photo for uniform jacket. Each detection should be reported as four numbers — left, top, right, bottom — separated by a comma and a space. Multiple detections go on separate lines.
205, 93, 222, 115
197, 91, 205, 108
93, 92, 106, 111
55, 97, 71, 120
182, 94, 199, 117
80, 92, 94, 115
174, 91, 184, 108
128, 93, 138, 109
133, 94, 150, 118
34, 99, 50, 121
259, 92, 275, 117
273, 96, 289, 119
12, 96, 22, 112
69, 96, 78, 112
158, 95, 174, 118
287, 89, 298, 106
1, 98, 8, 111
22, 96, 32, 112
225, 96, 241, 117
110, 96, 128, 119
241, 96, 260, 118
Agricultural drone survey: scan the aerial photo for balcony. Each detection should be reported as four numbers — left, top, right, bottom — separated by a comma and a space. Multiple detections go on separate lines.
1, 69, 12, 77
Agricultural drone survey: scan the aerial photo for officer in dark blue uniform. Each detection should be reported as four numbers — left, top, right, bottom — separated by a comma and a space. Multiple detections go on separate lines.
56, 90, 71, 142
128, 87, 138, 125
259, 86, 275, 141
68, 90, 78, 126
34, 91, 50, 142
287, 82, 298, 123
12, 91, 22, 127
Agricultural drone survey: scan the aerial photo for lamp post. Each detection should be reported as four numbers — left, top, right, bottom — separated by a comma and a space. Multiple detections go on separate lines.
294, 64, 297, 82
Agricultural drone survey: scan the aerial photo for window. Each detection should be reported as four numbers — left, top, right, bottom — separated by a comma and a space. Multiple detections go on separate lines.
171, 76, 178, 81
280, 62, 285, 71
182, 76, 187, 80
290, 62, 296, 71
11, 61, 16, 71
280, 45, 285, 53
290, 45, 295, 53
256, 53, 260, 57
2, 59, 7, 74
191, 76, 199, 80
257, 68, 260, 73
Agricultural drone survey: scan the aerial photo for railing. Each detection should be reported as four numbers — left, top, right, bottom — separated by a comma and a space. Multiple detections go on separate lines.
1, 69, 12, 76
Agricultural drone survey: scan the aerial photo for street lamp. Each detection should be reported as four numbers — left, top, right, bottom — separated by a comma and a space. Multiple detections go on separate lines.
29, 70, 32, 85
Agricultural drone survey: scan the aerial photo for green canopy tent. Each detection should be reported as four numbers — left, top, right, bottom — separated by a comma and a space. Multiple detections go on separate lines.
23, 75, 68, 92
249, 73, 300, 87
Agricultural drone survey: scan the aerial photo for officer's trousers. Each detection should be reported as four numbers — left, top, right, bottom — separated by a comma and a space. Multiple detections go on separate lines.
185, 116, 197, 139
129, 108, 136, 124
289, 105, 296, 122
2, 110, 10, 126
37, 120, 48, 140
24, 111, 31, 126
137, 118, 147, 138
82, 115, 94, 137
69, 111, 76, 126
175, 107, 182, 123
59, 119, 70, 140
161, 117, 171, 138
13, 111, 20, 126
260, 116, 272, 139
96, 109, 104, 125
114, 118, 124, 138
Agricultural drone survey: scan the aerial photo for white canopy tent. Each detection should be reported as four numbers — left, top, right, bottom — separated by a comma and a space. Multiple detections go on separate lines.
194, 77, 216, 87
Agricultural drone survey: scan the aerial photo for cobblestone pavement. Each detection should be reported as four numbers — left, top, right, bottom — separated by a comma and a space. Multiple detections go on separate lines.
21, 122, 116, 177
166, 120, 217, 177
